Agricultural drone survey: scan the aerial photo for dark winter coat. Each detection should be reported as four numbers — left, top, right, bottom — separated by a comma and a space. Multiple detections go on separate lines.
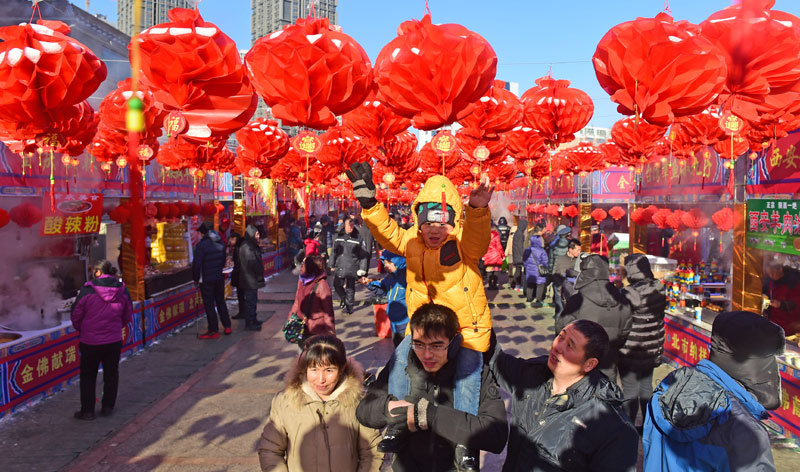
230, 233, 243, 288
71, 275, 133, 345
358, 224, 375, 260
555, 255, 632, 379
356, 346, 508, 472
496, 217, 511, 250
511, 218, 529, 265
551, 253, 578, 288
548, 234, 570, 270
289, 272, 335, 336
238, 225, 265, 290
643, 359, 775, 471
192, 230, 226, 283
522, 235, 549, 284
330, 228, 369, 278
489, 343, 638, 472
763, 267, 800, 335
619, 254, 667, 371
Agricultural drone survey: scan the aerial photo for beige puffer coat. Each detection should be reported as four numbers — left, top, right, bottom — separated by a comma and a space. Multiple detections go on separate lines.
257, 360, 383, 472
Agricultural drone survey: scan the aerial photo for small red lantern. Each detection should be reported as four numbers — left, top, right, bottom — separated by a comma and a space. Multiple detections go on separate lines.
608, 206, 626, 221
590, 208, 608, 223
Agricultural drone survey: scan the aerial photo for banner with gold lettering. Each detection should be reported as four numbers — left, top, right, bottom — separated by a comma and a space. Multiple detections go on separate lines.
747, 130, 800, 196
40, 193, 103, 236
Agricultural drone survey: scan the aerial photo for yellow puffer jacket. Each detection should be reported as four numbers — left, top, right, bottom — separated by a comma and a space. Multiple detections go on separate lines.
362, 175, 492, 352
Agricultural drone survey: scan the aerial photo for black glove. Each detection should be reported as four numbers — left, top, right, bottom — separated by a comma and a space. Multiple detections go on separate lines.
345, 162, 377, 209
386, 405, 410, 432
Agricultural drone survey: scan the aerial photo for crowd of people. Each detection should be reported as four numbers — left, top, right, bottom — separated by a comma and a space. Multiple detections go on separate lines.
69, 161, 793, 471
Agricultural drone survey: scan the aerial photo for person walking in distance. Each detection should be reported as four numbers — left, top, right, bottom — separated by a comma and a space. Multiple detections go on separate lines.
238, 225, 266, 331
70, 260, 133, 420
288, 255, 336, 349
193, 221, 232, 339
509, 217, 528, 291
329, 215, 368, 315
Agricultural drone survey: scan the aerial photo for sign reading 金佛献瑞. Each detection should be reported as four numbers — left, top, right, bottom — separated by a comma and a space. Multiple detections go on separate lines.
40, 193, 104, 236
746, 199, 800, 256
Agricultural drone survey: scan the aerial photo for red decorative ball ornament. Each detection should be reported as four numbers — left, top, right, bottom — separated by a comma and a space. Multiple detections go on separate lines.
682, 208, 709, 230
316, 126, 369, 169
458, 80, 523, 135
712, 207, 735, 232
593, 13, 727, 126
563, 205, 579, 219
608, 206, 626, 221
0, 20, 107, 140
522, 76, 594, 147
342, 91, 411, 150
652, 208, 672, 229
246, 17, 372, 129
590, 208, 608, 223
381, 130, 418, 165
565, 143, 605, 175
9, 202, 43, 228
134, 8, 256, 141
235, 118, 290, 164
374, 14, 497, 131
611, 117, 667, 165
505, 126, 548, 160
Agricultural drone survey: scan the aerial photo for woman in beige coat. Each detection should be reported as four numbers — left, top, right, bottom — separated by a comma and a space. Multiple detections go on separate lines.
258, 334, 383, 471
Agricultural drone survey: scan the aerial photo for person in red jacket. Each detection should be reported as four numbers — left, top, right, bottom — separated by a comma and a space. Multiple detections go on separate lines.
289, 255, 335, 349
590, 225, 609, 257
763, 258, 800, 336
482, 226, 506, 290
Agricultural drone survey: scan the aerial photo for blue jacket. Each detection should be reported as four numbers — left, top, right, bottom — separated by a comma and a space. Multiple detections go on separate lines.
192, 230, 226, 283
368, 252, 408, 331
522, 235, 549, 284
643, 359, 775, 471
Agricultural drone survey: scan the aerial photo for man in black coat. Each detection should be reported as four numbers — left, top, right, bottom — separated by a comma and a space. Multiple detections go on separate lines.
192, 222, 231, 339
555, 254, 632, 383
329, 216, 368, 314
489, 320, 638, 472
237, 225, 265, 331
551, 238, 581, 318
510, 218, 528, 291
618, 254, 666, 423
356, 304, 508, 472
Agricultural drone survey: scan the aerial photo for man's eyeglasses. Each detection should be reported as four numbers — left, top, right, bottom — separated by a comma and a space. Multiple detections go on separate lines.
411, 336, 456, 353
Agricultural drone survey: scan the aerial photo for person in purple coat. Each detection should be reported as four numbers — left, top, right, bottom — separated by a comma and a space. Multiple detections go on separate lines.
522, 234, 550, 307
70, 260, 133, 420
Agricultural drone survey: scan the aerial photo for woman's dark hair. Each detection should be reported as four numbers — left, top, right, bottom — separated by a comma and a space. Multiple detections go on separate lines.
303, 255, 325, 277
409, 303, 459, 340
93, 259, 118, 276
568, 319, 609, 363
300, 334, 347, 370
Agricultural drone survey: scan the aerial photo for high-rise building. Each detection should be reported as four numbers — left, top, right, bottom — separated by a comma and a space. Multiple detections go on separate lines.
117, 0, 193, 37
251, 0, 337, 45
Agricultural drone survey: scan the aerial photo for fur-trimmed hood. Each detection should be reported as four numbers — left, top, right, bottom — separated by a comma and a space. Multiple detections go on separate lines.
283, 358, 365, 410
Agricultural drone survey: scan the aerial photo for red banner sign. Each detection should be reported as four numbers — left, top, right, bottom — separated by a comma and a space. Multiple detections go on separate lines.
40, 193, 103, 236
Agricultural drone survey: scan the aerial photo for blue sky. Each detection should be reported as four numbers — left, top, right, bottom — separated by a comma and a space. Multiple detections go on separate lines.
74, 0, 800, 129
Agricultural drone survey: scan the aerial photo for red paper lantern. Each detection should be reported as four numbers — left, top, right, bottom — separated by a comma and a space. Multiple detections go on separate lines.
374, 14, 497, 131
712, 207, 735, 232
611, 117, 667, 165
420, 141, 462, 174
713, 135, 749, 160
235, 118, 290, 164
57, 101, 98, 157
381, 130, 417, 165
458, 80, 523, 135
593, 13, 727, 126
591, 208, 608, 223
652, 208, 672, 229
0, 208, 10, 229
135, 8, 256, 140
701, 1, 800, 123
546, 204, 560, 217
317, 126, 369, 169
608, 206, 626, 221
507, 203, 518, 213
563, 205, 579, 218
186, 203, 200, 216
682, 208, 709, 230
9, 202, 43, 228
0, 20, 107, 139
522, 76, 594, 147
200, 202, 218, 217
246, 17, 371, 130
98, 79, 166, 141
456, 128, 507, 162
342, 91, 411, 150
505, 126, 548, 160
666, 210, 686, 231
675, 106, 726, 147
109, 204, 131, 224
565, 143, 605, 175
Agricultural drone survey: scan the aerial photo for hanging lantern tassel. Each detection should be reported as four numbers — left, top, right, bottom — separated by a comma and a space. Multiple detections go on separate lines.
193, 173, 197, 197
441, 184, 447, 224
142, 169, 147, 204
49, 151, 55, 211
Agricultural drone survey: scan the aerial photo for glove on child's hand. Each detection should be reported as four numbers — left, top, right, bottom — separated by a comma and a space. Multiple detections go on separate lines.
345, 162, 377, 209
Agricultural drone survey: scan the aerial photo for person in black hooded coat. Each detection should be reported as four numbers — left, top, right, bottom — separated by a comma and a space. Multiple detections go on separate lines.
496, 216, 511, 250
618, 254, 666, 423
555, 254, 632, 384
509, 218, 528, 290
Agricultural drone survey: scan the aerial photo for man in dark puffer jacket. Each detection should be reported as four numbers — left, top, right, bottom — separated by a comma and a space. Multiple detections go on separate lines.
555, 254, 632, 384
193, 222, 231, 338
509, 218, 528, 290
489, 320, 638, 472
618, 254, 666, 425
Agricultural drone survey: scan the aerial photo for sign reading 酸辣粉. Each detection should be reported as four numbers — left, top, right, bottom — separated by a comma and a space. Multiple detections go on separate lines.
746, 199, 800, 256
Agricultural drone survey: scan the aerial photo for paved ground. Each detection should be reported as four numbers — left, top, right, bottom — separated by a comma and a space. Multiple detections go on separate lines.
1, 269, 799, 471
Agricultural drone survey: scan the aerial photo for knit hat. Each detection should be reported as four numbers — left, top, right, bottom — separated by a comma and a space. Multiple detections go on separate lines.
417, 202, 456, 227
555, 225, 570, 236
198, 221, 213, 234
709, 311, 785, 410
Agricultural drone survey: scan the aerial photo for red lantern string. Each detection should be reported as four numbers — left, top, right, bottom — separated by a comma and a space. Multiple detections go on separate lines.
29, 1, 42, 22
49, 151, 54, 211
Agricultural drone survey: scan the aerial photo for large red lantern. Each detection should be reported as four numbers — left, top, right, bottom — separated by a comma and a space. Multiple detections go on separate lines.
316, 126, 369, 169
565, 143, 605, 175
342, 91, 411, 150
458, 80, 523, 135
505, 126, 548, 160
522, 76, 594, 147
701, 1, 800, 123
9, 202, 43, 228
456, 128, 507, 163
593, 12, 727, 126
611, 117, 667, 165
374, 14, 497, 131
235, 118, 290, 164
420, 141, 462, 174
381, 130, 417, 166
674, 106, 725, 148
57, 101, 97, 157
134, 8, 256, 141
0, 20, 107, 140
98, 79, 166, 142
246, 17, 371, 130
